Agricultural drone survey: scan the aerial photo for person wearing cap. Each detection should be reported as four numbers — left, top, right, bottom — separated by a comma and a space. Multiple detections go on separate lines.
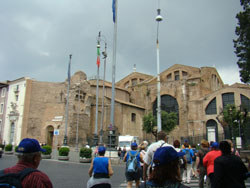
203, 142, 221, 188
195, 139, 210, 188
1, 138, 53, 188
143, 131, 174, 181
213, 141, 248, 188
87, 146, 113, 188
123, 142, 144, 188
140, 146, 190, 188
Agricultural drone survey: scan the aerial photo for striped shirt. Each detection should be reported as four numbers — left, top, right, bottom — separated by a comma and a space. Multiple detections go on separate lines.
4, 161, 53, 188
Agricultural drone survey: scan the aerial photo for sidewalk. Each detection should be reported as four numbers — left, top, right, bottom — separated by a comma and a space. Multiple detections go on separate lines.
51, 148, 122, 165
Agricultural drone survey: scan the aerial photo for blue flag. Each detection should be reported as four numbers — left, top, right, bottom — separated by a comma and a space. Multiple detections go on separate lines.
112, 0, 116, 23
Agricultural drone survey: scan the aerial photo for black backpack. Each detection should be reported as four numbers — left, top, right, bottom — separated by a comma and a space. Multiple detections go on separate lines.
0, 168, 38, 188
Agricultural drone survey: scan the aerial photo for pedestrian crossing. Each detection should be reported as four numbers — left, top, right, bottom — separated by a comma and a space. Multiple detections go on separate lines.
117, 179, 250, 188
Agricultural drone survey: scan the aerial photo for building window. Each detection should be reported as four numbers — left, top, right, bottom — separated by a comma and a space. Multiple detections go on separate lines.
167, 74, 172, 81
182, 71, 188, 79
10, 122, 15, 144
1, 88, 6, 97
241, 94, 250, 112
131, 113, 136, 122
153, 95, 179, 124
139, 79, 144, 83
222, 93, 235, 108
0, 103, 3, 114
205, 97, 217, 115
174, 71, 180, 81
15, 95, 19, 101
132, 79, 137, 86
124, 81, 129, 88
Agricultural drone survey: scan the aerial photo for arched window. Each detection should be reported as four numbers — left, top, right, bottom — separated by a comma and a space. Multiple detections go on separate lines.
240, 94, 250, 112
153, 95, 179, 124
222, 93, 234, 108
205, 97, 217, 115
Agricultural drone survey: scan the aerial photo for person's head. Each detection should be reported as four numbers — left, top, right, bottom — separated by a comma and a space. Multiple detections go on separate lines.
131, 142, 138, 150
150, 147, 185, 186
201, 139, 209, 148
98, 146, 106, 156
157, 131, 167, 141
173, 140, 180, 148
211, 142, 219, 150
139, 143, 146, 151
225, 139, 233, 148
184, 142, 189, 148
219, 141, 231, 155
16, 138, 45, 168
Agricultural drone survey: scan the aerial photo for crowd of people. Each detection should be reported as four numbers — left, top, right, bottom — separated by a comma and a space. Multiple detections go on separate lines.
0, 135, 249, 188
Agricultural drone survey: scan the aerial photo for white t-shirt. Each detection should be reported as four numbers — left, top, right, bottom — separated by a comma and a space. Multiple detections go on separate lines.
143, 140, 174, 165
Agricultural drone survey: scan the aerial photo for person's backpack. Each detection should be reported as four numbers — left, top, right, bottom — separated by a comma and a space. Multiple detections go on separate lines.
126, 151, 139, 173
0, 168, 38, 188
199, 148, 209, 167
184, 149, 192, 163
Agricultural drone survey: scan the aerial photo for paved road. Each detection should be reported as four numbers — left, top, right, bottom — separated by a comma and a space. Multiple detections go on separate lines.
1, 154, 249, 188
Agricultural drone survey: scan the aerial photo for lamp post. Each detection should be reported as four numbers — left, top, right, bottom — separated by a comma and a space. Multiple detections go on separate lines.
155, 7, 163, 133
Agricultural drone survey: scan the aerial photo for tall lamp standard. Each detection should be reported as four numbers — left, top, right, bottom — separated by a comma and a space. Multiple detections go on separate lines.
155, 7, 163, 132
64, 54, 72, 146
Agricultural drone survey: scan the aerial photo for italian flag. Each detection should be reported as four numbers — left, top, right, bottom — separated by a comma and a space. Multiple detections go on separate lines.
96, 47, 100, 67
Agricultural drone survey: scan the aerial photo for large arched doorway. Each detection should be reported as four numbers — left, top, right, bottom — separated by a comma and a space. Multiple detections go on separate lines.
46, 126, 54, 146
206, 119, 218, 142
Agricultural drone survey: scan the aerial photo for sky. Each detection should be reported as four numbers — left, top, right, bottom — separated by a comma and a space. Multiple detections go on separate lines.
0, 0, 244, 85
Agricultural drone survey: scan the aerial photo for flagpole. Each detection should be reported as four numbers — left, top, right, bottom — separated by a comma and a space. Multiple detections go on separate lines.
94, 32, 101, 146
100, 41, 107, 144
64, 54, 72, 146
156, 7, 163, 132
110, 0, 118, 140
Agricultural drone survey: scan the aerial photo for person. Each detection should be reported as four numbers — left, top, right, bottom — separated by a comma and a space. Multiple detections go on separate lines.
124, 142, 143, 188
118, 147, 122, 159
173, 139, 186, 179
139, 146, 190, 188
121, 147, 127, 159
225, 139, 240, 156
213, 141, 248, 188
203, 142, 221, 188
139, 142, 147, 180
181, 142, 194, 184
143, 131, 173, 181
196, 139, 210, 188
1, 138, 53, 188
87, 146, 113, 188
191, 144, 198, 178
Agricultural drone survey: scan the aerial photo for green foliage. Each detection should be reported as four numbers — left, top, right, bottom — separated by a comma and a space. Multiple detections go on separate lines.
41, 145, 52, 155
143, 112, 157, 133
5, 144, 13, 151
14, 146, 18, 152
161, 111, 178, 134
233, 0, 250, 83
80, 147, 92, 158
0, 144, 4, 150
58, 147, 70, 156
143, 111, 178, 134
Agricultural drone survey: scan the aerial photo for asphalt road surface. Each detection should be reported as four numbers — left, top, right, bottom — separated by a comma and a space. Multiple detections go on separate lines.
1, 154, 249, 188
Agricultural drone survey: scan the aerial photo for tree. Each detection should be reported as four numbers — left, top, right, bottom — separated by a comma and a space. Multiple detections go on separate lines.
142, 111, 178, 138
222, 104, 249, 148
233, 0, 250, 83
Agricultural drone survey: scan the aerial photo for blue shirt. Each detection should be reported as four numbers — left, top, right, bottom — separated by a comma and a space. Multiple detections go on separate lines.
93, 157, 109, 174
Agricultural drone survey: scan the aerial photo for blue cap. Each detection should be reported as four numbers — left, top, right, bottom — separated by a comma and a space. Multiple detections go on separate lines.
98, 146, 106, 153
17, 138, 46, 153
211, 142, 219, 148
131, 142, 137, 147
153, 146, 185, 166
